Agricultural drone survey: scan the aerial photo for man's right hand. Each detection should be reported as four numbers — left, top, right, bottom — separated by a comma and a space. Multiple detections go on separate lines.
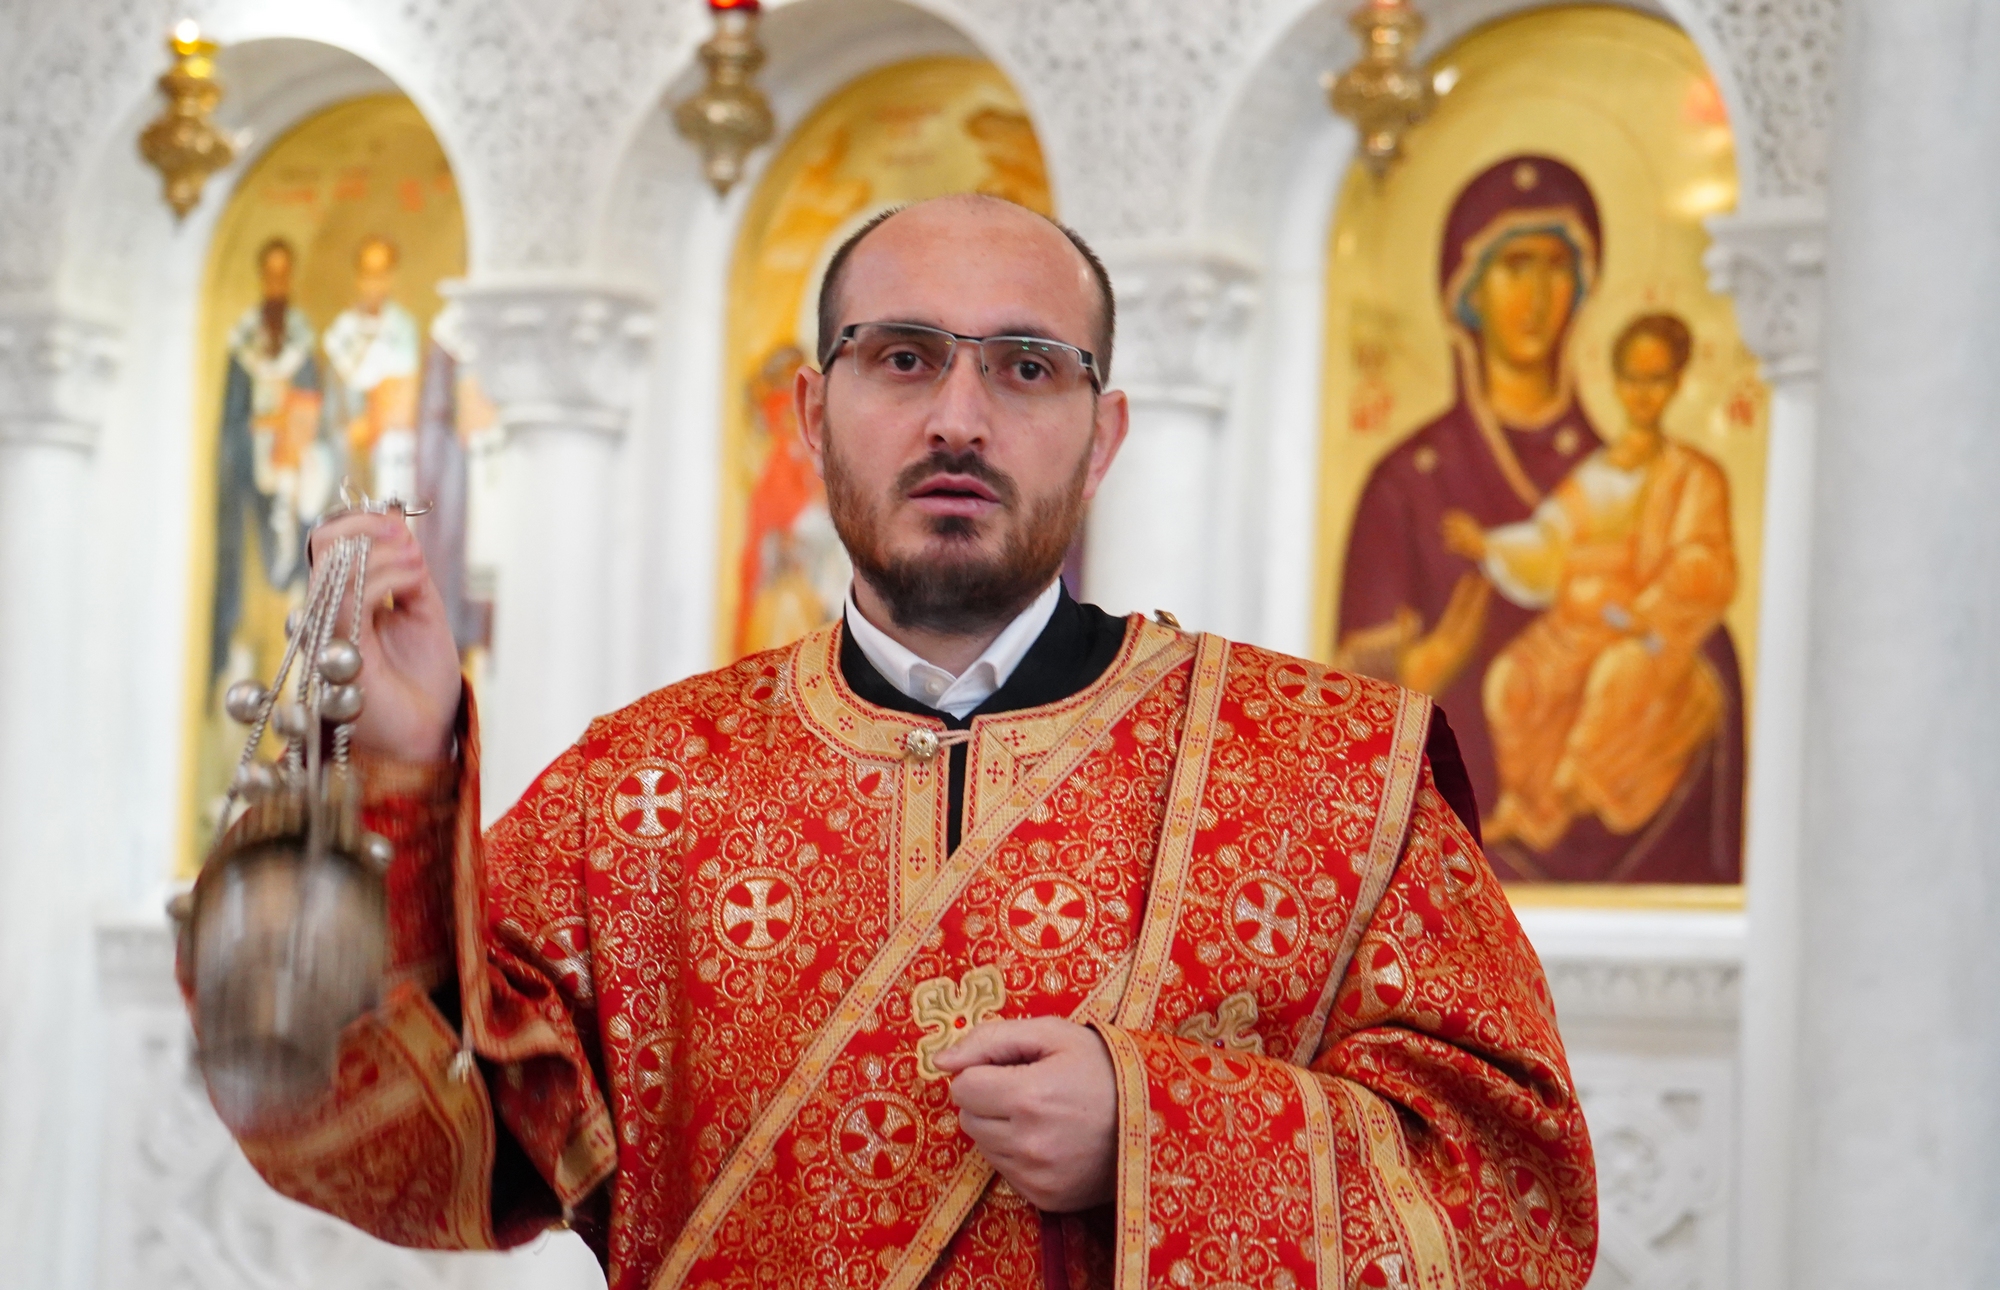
308, 511, 462, 763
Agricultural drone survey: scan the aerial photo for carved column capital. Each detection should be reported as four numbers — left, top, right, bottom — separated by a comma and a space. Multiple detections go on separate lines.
1099, 245, 1260, 412
1705, 199, 1828, 385
443, 281, 656, 439
0, 308, 121, 452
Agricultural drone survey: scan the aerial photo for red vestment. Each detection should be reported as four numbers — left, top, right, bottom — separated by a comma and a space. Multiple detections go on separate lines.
202, 619, 1597, 1288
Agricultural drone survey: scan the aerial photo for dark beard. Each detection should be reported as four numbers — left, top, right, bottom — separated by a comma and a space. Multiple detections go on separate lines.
824, 431, 1088, 636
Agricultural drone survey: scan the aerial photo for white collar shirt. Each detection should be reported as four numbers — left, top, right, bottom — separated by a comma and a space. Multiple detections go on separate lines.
842, 579, 1062, 720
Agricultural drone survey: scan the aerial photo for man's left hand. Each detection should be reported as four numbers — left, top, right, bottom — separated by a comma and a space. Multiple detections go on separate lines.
934, 1017, 1118, 1212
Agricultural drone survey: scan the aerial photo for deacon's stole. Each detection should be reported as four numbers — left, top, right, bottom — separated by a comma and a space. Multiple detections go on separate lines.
216, 616, 1598, 1290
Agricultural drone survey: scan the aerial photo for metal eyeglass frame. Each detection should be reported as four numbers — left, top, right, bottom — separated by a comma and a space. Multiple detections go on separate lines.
822, 321, 1103, 393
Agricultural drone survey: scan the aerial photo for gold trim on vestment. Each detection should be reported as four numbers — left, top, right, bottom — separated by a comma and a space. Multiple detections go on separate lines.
449, 692, 618, 1207
1112, 632, 1232, 1031
650, 626, 1196, 1290
239, 985, 499, 1250
878, 958, 1136, 1290
874, 629, 1221, 1289
793, 615, 1177, 916
1341, 1080, 1462, 1290
1293, 687, 1434, 1064
1095, 1022, 1153, 1287
1289, 1064, 1345, 1290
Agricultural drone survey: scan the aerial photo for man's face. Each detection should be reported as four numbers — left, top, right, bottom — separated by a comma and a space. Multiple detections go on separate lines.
796, 199, 1128, 633
1472, 232, 1579, 370
354, 242, 396, 313
258, 247, 293, 303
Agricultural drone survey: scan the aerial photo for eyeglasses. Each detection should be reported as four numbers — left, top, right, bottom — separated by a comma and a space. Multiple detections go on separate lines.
824, 322, 1102, 401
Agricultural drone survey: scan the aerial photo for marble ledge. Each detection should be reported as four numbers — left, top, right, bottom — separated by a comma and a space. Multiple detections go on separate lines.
1518, 905, 1745, 1037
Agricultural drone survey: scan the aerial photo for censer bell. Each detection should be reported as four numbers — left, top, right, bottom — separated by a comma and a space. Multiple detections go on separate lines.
175, 500, 406, 1135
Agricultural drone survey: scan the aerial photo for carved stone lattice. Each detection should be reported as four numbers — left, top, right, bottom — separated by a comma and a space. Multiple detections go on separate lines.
0, 0, 160, 294
1102, 247, 1260, 410
1705, 199, 1829, 383
445, 284, 658, 437
0, 309, 121, 450
950, 0, 1290, 239
0, 0, 1841, 293
0, 0, 702, 286
1681, 0, 1842, 198
1572, 1055, 1735, 1290
1543, 956, 1743, 1028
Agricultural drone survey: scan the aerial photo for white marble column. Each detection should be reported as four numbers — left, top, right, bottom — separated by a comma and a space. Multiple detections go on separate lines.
1790, 5, 2000, 1283
0, 305, 119, 1286
448, 283, 654, 817
1703, 198, 1826, 1290
1085, 246, 1257, 628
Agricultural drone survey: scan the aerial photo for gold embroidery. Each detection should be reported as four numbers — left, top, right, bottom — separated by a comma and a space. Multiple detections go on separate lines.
1001, 873, 1095, 958
1287, 1065, 1344, 1290
1176, 990, 1264, 1055
1342, 1081, 1461, 1290
1293, 685, 1434, 1064
710, 869, 799, 961
1226, 871, 1308, 964
895, 741, 945, 920
877, 962, 1137, 1290
1094, 1023, 1153, 1289
1113, 632, 1232, 1030
830, 1088, 926, 1187
912, 965, 1007, 1080
650, 628, 1193, 1290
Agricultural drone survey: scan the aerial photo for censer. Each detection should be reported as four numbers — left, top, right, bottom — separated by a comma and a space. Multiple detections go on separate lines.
175, 502, 406, 1135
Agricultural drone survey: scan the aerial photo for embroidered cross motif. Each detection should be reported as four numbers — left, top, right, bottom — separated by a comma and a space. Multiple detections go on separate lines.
1005, 876, 1091, 954
1231, 875, 1303, 960
911, 965, 1006, 1080
1177, 990, 1265, 1056
720, 876, 795, 951
1270, 660, 1352, 710
613, 767, 683, 840
835, 1092, 922, 1185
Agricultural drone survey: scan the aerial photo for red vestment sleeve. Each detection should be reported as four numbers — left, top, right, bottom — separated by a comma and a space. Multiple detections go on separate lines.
204, 690, 617, 1253
1095, 762, 1597, 1289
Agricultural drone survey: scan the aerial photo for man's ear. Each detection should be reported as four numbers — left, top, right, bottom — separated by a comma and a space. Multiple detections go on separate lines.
796, 363, 828, 479
1079, 389, 1130, 502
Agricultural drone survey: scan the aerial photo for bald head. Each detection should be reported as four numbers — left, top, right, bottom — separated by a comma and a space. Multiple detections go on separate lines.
816, 194, 1115, 379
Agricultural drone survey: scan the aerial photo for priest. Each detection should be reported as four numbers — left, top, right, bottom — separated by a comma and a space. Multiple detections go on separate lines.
209, 194, 1597, 1289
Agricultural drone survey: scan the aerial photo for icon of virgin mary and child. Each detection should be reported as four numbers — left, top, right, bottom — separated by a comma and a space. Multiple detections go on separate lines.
1336, 155, 1745, 884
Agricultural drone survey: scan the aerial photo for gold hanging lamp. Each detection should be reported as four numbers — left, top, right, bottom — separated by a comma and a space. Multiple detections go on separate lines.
138, 20, 239, 220
1325, 0, 1440, 175
673, 0, 777, 196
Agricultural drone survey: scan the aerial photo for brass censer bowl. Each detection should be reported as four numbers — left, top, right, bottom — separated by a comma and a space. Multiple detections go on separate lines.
174, 506, 404, 1135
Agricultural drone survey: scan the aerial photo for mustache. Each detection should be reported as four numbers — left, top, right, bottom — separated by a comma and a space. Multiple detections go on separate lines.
894, 450, 1019, 509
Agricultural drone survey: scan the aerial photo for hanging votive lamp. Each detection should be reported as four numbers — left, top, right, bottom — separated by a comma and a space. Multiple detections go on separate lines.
1325, 0, 1440, 175
138, 20, 239, 220
673, 0, 776, 197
